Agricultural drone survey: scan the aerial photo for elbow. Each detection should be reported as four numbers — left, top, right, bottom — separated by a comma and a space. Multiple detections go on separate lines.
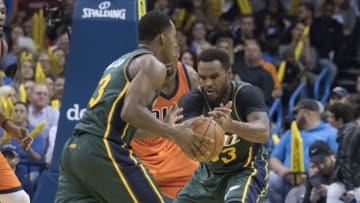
120, 106, 134, 123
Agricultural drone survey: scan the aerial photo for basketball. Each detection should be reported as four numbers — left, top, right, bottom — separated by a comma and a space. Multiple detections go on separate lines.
189, 116, 225, 162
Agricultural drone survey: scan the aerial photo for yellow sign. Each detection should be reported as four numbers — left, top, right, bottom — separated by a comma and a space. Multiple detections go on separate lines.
138, 0, 146, 20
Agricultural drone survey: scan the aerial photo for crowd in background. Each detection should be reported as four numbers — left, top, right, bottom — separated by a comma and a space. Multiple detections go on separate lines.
1, 0, 360, 202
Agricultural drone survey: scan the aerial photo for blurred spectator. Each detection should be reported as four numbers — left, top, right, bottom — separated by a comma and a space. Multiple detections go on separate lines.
0, 84, 17, 102
180, 50, 196, 69
310, 0, 343, 61
207, 13, 237, 44
53, 76, 64, 101
325, 102, 354, 129
28, 83, 59, 164
333, 0, 357, 36
1, 143, 20, 170
190, 21, 211, 56
298, 3, 315, 26
45, 76, 54, 101
258, 59, 282, 99
280, 49, 308, 103
11, 101, 44, 197
279, 21, 318, 72
37, 50, 51, 76
12, 55, 35, 88
269, 99, 338, 203
233, 39, 274, 105
176, 30, 189, 54
285, 141, 336, 203
152, 0, 170, 15
53, 48, 66, 76
23, 80, 34, 104
215, 37, 234, 65
328, 86, 350, 105
327, 114, 360, 202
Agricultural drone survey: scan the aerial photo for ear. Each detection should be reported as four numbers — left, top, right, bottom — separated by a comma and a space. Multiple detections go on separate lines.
159, 33, 165, 45
227, 68, 232, 79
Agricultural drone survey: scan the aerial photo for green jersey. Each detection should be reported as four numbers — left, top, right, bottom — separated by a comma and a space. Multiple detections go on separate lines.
179, 80, 269, 173
75, 47, 152, 144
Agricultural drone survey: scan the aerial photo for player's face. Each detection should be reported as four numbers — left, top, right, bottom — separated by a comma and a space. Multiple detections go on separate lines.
198, 60, 231, 104
160, 21, 178, 65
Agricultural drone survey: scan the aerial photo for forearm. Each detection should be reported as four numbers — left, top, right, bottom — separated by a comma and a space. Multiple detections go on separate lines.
270, 157, 289, 175
121, 105, 176, 140
133, 129, 157, 140
227, 119, 269, 143
28, 148, 42, 161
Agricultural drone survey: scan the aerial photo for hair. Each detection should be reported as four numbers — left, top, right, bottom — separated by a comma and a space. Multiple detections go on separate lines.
138, 11, 172, 42
14, 101, 28, 110
198, 49, 230, 70
327, 102, 354, 123
299, 2, 315, 17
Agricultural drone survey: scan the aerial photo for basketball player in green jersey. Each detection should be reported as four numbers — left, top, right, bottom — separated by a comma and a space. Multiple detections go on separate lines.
175, 49, 271, 203
55, 11, 213, 203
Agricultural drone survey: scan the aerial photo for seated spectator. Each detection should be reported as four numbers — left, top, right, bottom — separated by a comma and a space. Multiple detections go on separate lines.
180, 50, 196, 69
232, 39, 274, 105
328, 86, 350, 105
285, 141, 336, 203
269, 99, 338, 203
325, 102, 354, 129
279, 21, 318, 72
11, 102, 45, 197
327, 114, 360, 203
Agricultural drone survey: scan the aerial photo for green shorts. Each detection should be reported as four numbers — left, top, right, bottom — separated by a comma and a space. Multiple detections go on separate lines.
174, 159, 269, 203
55, 133, 166, 203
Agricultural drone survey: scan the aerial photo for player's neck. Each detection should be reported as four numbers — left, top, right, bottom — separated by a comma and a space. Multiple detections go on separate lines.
161, 72, 177, 96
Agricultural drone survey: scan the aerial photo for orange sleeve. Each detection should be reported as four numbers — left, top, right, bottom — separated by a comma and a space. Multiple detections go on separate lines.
260, 60, 281, 90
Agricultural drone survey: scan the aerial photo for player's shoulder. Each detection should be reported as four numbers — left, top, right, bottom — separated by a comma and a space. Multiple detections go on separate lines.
233, 81, 259, 96
179, 87, 203, 103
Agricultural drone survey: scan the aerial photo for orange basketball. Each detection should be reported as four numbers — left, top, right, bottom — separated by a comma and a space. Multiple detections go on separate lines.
190, 116, 224, 162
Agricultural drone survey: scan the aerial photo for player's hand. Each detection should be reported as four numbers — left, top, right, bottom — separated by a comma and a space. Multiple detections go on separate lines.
173, 119, 214, 160
163, 102, 183, 126
208, 101, 232, 131
6, 122, 33, 150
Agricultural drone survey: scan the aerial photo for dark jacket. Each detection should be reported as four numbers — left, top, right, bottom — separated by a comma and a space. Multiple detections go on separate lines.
335, 121, 360, 190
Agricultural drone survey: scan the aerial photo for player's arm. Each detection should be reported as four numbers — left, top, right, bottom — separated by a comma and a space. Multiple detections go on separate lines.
210, 86, 270, 143
121, 55, 213, 157
121, 54, 175, 138
178, 89, 204, 121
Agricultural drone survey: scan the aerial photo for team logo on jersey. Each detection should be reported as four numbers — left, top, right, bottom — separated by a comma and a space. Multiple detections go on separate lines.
82, 1, 126, 19
224, 133, 241, 146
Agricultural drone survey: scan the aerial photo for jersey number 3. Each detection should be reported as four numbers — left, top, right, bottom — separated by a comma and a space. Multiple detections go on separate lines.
211, 147, 237, 164
89, 74, 111, 108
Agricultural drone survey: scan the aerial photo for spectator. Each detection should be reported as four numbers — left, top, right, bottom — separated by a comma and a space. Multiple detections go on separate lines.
189, 21, 211, 56
233, 39, 274, 105
325, 102, 354, 129
285, 141, 336, 203
180, 50, 196, 69
11, 101, 44, 197
328, 86, 350, 105
327, 114, 360, 202
28, 83, 59, 165
269, 98, 338, 203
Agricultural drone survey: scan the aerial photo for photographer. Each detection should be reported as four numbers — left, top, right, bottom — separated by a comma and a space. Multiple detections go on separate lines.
285, 141, 336, 203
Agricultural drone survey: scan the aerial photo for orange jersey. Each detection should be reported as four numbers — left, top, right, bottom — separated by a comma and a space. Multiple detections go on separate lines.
131, 62, 199, 199
0, 153, 21, 192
